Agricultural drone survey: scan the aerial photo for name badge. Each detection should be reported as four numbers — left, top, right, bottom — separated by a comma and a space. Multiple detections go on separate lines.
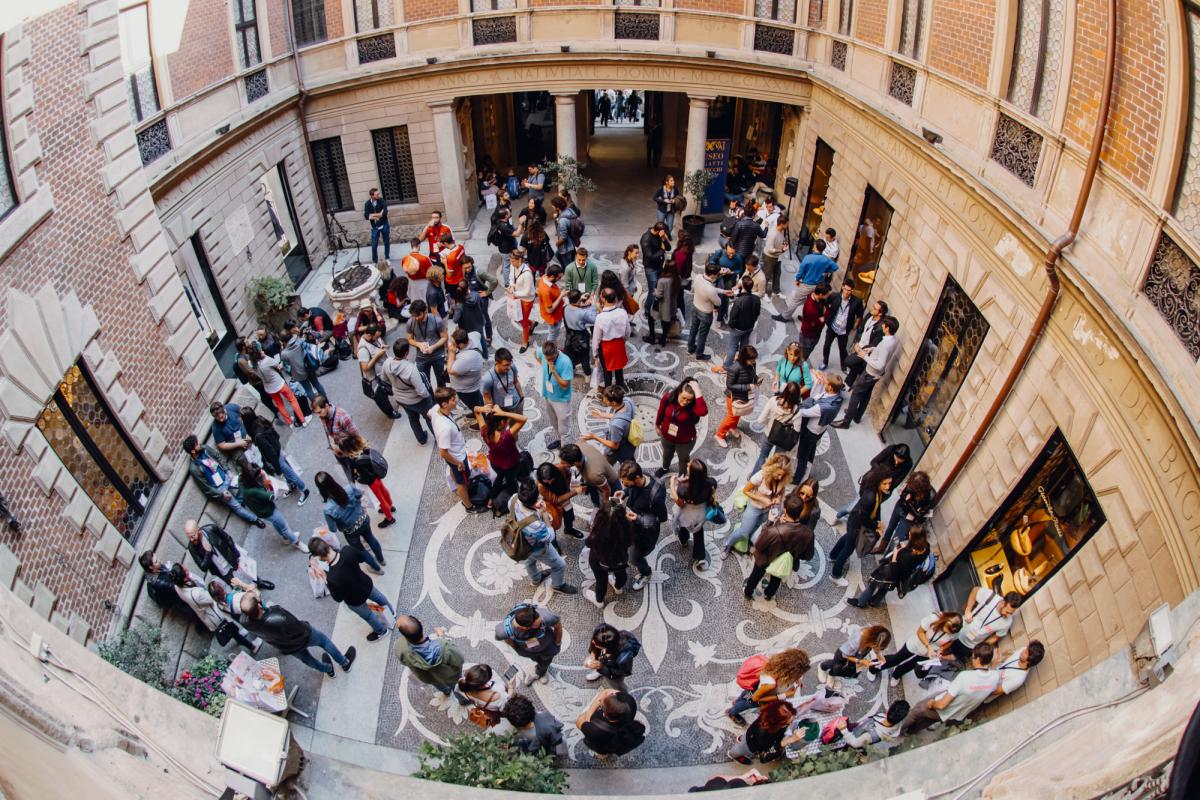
507, 392, 518, 408
666, 423, 679, 437
578, 282, 586, 292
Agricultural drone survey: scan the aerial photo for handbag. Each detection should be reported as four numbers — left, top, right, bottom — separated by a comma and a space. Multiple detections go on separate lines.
705, 503, 727, 525
214, 620, 238, 646
732, 489, 749, 512
766, 411, 801, 450
372, 376, 393, 397
731, 397, 756, 417
765, 551, 794, 579
360, 376, 374, 398
468, 705, 502, 728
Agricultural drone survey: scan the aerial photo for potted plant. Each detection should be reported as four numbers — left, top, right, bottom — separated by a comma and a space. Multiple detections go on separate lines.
248, 275, 300, 330
538, 154, 597, 200
682, 168, 715, 242
416, 730, 568, 794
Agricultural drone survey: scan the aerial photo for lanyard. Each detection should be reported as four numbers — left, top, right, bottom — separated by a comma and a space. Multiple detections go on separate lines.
492, 369, 513, 395
976, 595, 1003, 630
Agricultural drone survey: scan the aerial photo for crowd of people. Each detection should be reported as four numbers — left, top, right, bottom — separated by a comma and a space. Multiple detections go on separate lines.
141, 176, 1044, 773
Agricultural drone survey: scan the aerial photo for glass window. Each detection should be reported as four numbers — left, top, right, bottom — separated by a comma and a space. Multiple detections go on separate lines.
36, 364, 159, 540
292, 0, 327, 46
935, 430, 1107, 611
838, 0, 854, 35
310, 137, 354, 212
234, 0, 261, 69
883, 276, 989, 464
118, 4, 160, 122
371, 126, 420, 205
753, 0, 796, 23
1005, 0, 1065, 120
845, 185, 894, 303
1172, 4, 1200, 243
898, 0, 926, 59
800, 138, 834, 246
354, 0, 395, 31
0, 68, 16, 221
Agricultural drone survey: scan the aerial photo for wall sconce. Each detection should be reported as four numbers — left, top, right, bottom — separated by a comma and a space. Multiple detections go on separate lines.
426, 57, 438, 65
561, 45, 570, 53
215, 124, 231, 136
706, 50, 717, 58
921, 127, 943, 146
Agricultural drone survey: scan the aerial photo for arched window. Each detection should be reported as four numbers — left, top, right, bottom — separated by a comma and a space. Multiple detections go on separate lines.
1005, 0, 1065, 120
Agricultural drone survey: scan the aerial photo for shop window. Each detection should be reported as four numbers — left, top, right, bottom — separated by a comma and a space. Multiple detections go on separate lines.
1005, 0, 1065, 120
935, 430, 1106, 612
371, 126, 420, 205
292, 0, 327, 46
799, 138, 835, 245
36, 364, 159, 540
233, 0, 261, 69
883, 276, 989, 463
118, 3, 160, 122
845, 185, 893, 302
311, 137, 354, 213
1172, 4, 1200, 244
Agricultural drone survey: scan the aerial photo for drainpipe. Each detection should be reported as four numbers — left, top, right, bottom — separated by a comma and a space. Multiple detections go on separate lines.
936, 0, 1117, 500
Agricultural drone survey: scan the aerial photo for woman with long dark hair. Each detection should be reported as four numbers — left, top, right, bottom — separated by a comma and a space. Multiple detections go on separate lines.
819, 625, 892, 687
648, 261, 681, 346
234, 337, 278, 421
315, 470, 385, 572
828, 465, 894, 587
673, 229, 695, 284
850, 524, 931, 608
521, 219, 551, 277
655, 379, 708, 477
336, 431, 396, 529
788, 477, 821, 527
880, 611, 963, 686
585, 500, 634, 608
584, 622, 642, 692
537, 460, 581, 538
240, 407, 308, 501
236, 459, 303, 549
875, 470, 935, 552
670, 458, 718, 570
476, 404, 528, 508
715, 345, 759, 447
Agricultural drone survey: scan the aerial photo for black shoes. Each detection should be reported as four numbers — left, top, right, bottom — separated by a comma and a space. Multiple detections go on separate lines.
379, 518, 396, 528
253, 519, 267, 529
654, 468, 668, 478
831, 420, 851, 429
566, 528, 585, 540
771, 314, 788, 322
342, 646, 357, 672
367, 631, 384, 642
255, 578, 276, 591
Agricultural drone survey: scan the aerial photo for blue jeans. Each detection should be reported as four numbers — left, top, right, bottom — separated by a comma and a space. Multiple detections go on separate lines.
644, 267, 661, 312
347, 585, 393, 636
829, 529, 856, 579
752, 441, 778, 475
220, 484, 259, 524
292, 626, 350, 675
345, 523, 384, 570
729, 689, 758, 716
263, 508, 297, 544
370, 222, 391, 262
724, 504, 769, 551
881, 504, 914, 550
295, 376, 327, 402
525, 544, 566, 587
724, 326, 753, 370
656, 210, 675, 232
278, 451, 306, 493
688, 307, 714, 356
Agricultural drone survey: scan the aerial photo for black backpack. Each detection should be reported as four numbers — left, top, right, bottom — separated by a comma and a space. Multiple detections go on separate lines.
486, 224, 501, 247
468, 473, 492, 508
568, 215, 585, 244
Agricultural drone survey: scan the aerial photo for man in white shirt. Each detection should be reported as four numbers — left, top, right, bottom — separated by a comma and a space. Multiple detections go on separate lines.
687, 262, 730, 362
761, 216, 788, 297
834, 315, 899, 428
950, 586, 1023, 661
903, 643, 1000, 734
988, 640, 1045, 701
428, 386, 487, 514
823, 227, 840, 262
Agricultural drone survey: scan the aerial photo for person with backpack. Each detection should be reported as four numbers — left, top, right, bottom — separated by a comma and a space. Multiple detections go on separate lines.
279, 329, 328, 404
791, 373, 846, 483
315, 470, 386, 572
719, 275, 761, 374
488, 208, 518, 255
669, 458, 718, 571
829, 466, 894, 587
577, 688, 646, 757
582, 384, 638, 464
727, 700, 796, 765
849, 525, 931, 608
383, 341, 436, 447
585, 623, 641, 692
585, 500, 633, 608
550, 196, 579, 268
307, 537, 394, 642
617, 461, 668, 591
832, 699, 910, 753
475, 404, 528, 511
564, 289, 597, 378
639, 221, 672, 311
497, 602, 565, 685
429, 387, 489, 515
452, 289, 490, 363
726, 648, 810, 725
336, 432, 395, 529
393, 614, 467, 702
504, 694, 566, 756
461, 256, 497, 347
506, 479, 579, 596
879, 611, 963, 687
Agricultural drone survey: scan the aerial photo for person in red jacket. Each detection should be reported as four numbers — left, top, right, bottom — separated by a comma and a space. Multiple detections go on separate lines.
401, 237, 432, 281
798, 283, 833, 360
654, 379, 709, 477
438, 232, 466, 302
420, 210, 451, 261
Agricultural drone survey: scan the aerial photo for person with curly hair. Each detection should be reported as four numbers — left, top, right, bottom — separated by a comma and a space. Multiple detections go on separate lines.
726, 647, 811, 725
727, 700, 797, 764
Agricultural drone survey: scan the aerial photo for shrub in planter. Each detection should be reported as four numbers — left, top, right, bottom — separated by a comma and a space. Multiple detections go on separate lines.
768, 746, 866, 781
172, 653, 230, 717
416, 731, 568, 794
682, 168, 716, 240
97, 623, 169, 689
538, 154, 597, 198
248, 275, 300, 329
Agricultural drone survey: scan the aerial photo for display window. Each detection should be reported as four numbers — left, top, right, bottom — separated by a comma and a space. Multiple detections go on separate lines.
800, 138, 834, 245
846, 185, 894, 302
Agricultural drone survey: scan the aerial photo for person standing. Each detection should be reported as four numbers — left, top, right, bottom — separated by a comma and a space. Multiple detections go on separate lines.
482, 349, 525, 416
714, 345, 759, 447
842, 299, 888, 385
521, 164, 546, 204
828, 467, 894, 587
459, 256, 496, 349
504, 695, 566, 756
250, 347, 307, 428
652, 178, 678, 239
313, 395, 361, 480
761, 215, 788, 297
429, 387, 488, 514
182, 436, 266, 528
509, 248, 537, 353
902, 643, 1000, 734
436, 232, 466, 302
834, 315, 900, 428
584, 501, 633, 608
649, 262, 681, 346
592, 288, 631, 388
791, 373, 845, 483
536, 264, 567, 343
987, 641, 1045, 702
406, 300, 449, 389
774, 239, 839, 323
687, 262, 725, 362
550, 196, 579, 268
509, 479, 579, 595
951, 587, 1022, 662
823, 227, 841, 262
849, 525, 931, 608
497, 602, 564, 686
446, 328, 486, 414
363, 188, 390, 264
640, 223, 672, 322
419, 210, 451, 261
576, 689, 646, 757
476, 405, 527, 509
646, 119, 663, 168
876, 469, 935, 552
798, 284, 833, 359
721, 275, 761, 373
559, 442, 619, 509
393, 615, 467, 702
618, 461, 668, 591
582, 385, 637, 465
726, 648, 811, 724
742, 494, 815, 603
337, 432, 396, 529
236, 463, 305, 550
654, 379, 708, 476
670, 459, 717, 570
880, 611, 963, 686
722, 453, 791, 557
308, 537, 394, 642
239, 593, 356, 678
564, 289, 597, 377
598, 92, 613, 127
357, 324, 398, 419
535, 339, 574, 451
706, 242, 745, 326
566, 248, 600, 296
818, 280, 864, 370
383, 341, 436, 446
315, 470, 387, 570
279, 329, 328, 403
730, 206, 766, 263
584, 623, 641, 691
401, 237, 433, 285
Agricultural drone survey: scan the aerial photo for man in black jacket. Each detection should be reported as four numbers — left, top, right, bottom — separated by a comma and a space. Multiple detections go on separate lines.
721, 275, 761, 373
639, 223, 671, 317
617, 461, 668, 590
576, 689, 646, 757
239, 593, 356, 677
184, 519, 274, 590
364, 187, 390, 263
818, 280, 865, 371
308, 538, 394, 641
730, 213, 765, 262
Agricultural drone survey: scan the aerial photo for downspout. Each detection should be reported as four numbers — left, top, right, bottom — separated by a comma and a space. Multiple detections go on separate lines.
936, 0, 1118, 499
282, 0, 331, 264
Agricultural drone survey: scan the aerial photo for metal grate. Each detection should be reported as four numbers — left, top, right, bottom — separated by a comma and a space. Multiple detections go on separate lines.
898, 0, 926, 59
831, 40, 847, 70
614, 11, 660, 40
311, 137, 354, 213
136, 119, 171, 166
1172, 7, 1200, 244
754, 23, 795, 55
471, 16, 518, 45
888, 61, 916, 105
371, 126, 419, 205
357, 32, 397, 63
1143, 233, 1200, 359
244, 69, 269, 103
989, 113, 1042, 187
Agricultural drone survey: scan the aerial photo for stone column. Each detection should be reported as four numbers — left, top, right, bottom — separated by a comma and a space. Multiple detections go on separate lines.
552, 91, 578, 161
428, 100, 471, 232
683, 94, 715, 193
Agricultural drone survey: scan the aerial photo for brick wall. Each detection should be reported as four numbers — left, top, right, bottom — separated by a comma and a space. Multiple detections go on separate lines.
166, 0, 236, 100
1063, 0, 1165, 190
0, 5, 205, 636
324, 0, 344, 38
675, 0, 744, 13
853, 0, 887, 47
266, 0, 291, 56
808, 0, 826, 26
926, 0, 994, 89
402, 0, 459, 22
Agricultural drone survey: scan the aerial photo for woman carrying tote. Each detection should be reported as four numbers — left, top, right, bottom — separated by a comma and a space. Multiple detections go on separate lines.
669, 458, 718, 571
654, 379, 708, 477
337, 432, 396, 529
584, 622, 642, 692
850, 525, 931, 608
722, 453, 792, 558
715, 345, 759, 447
458, 663, 516, 732
874, 470, 936, 553
751, 381, 803, 474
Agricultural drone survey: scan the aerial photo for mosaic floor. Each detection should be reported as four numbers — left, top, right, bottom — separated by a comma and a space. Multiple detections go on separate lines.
376, 253, 892, 767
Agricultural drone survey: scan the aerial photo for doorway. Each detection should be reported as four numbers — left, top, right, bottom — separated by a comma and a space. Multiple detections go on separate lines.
261, 162, 310, 286
184, 232, 238, 375
846, 185, 894, 303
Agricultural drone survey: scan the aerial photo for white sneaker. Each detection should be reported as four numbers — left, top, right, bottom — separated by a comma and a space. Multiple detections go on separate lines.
631, 574, 648, 591
585, 589, 605, 609
864, 669, 877, 682
294, 541, 310, 553
585, 670, 601, 681
538, 673, 549, 685
831, 576, 849, 588
889, 676, 900, 688
715, 436, 729, 449
816, 665, 828, 684
523, 671, 539, 687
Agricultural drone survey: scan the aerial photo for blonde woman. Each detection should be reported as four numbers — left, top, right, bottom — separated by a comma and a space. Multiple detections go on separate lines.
727, 647, 811, 725
819, 625, 892, 686
722, 452, 792, 558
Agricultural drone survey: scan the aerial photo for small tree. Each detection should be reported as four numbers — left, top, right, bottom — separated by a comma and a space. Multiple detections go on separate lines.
98, 623, 170, 689
248, 275, 299, 328
683, 168, 716, 220
416, 731, 568, 794
538, 154, 597, 198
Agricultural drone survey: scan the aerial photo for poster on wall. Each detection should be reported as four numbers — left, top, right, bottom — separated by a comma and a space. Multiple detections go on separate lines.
702, 138, 731, 214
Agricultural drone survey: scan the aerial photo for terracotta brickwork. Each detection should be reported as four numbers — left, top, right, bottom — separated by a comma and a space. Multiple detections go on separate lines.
324, 0, 345, 38
266, 0, 292, 57
166, 0, 236, 100
853, 0, 887, 46
675, 0, 745, 13
926, 0, 994, 89
403, 0, 459, 22
808, 0, 826, 26
1064, 0, 1166, 190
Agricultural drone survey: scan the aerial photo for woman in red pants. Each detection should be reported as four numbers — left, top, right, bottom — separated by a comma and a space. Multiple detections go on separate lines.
337, 432, 396, 528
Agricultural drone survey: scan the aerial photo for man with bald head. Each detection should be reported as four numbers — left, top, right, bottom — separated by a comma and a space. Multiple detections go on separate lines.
393, 614, 468, 703
238, 592, 356, 678
183, 518, 274, 590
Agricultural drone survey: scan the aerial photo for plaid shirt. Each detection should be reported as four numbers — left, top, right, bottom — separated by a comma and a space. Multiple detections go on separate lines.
321, 406, 359, 455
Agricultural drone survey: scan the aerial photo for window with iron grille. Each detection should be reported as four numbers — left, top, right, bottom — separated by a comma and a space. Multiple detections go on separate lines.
888, 61, 916, 105
136, 119, 172, 166
233, 0, 261, 68
292, 0, 327, 46
989, 112, 1042, 187
753, 0, 795, 23
311, 137, 354, 212
831, 40, 847, 70
0, 76, 16, 221
1143, 232, 1200, 360
754, 24, 795, 55
118, 4, 160, 123
354, 0, 395, 31
371, 127, 419, 205
614, 11, 660, 39
472, 17, 517, 45
245, 68, 269, 102
37, 364, 159, 541
357, 32, 397, 62
837, 0, 854, 36
898, 0, 926, 59
1172, 4, 1200, 244
1005, 0, 1064, 120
